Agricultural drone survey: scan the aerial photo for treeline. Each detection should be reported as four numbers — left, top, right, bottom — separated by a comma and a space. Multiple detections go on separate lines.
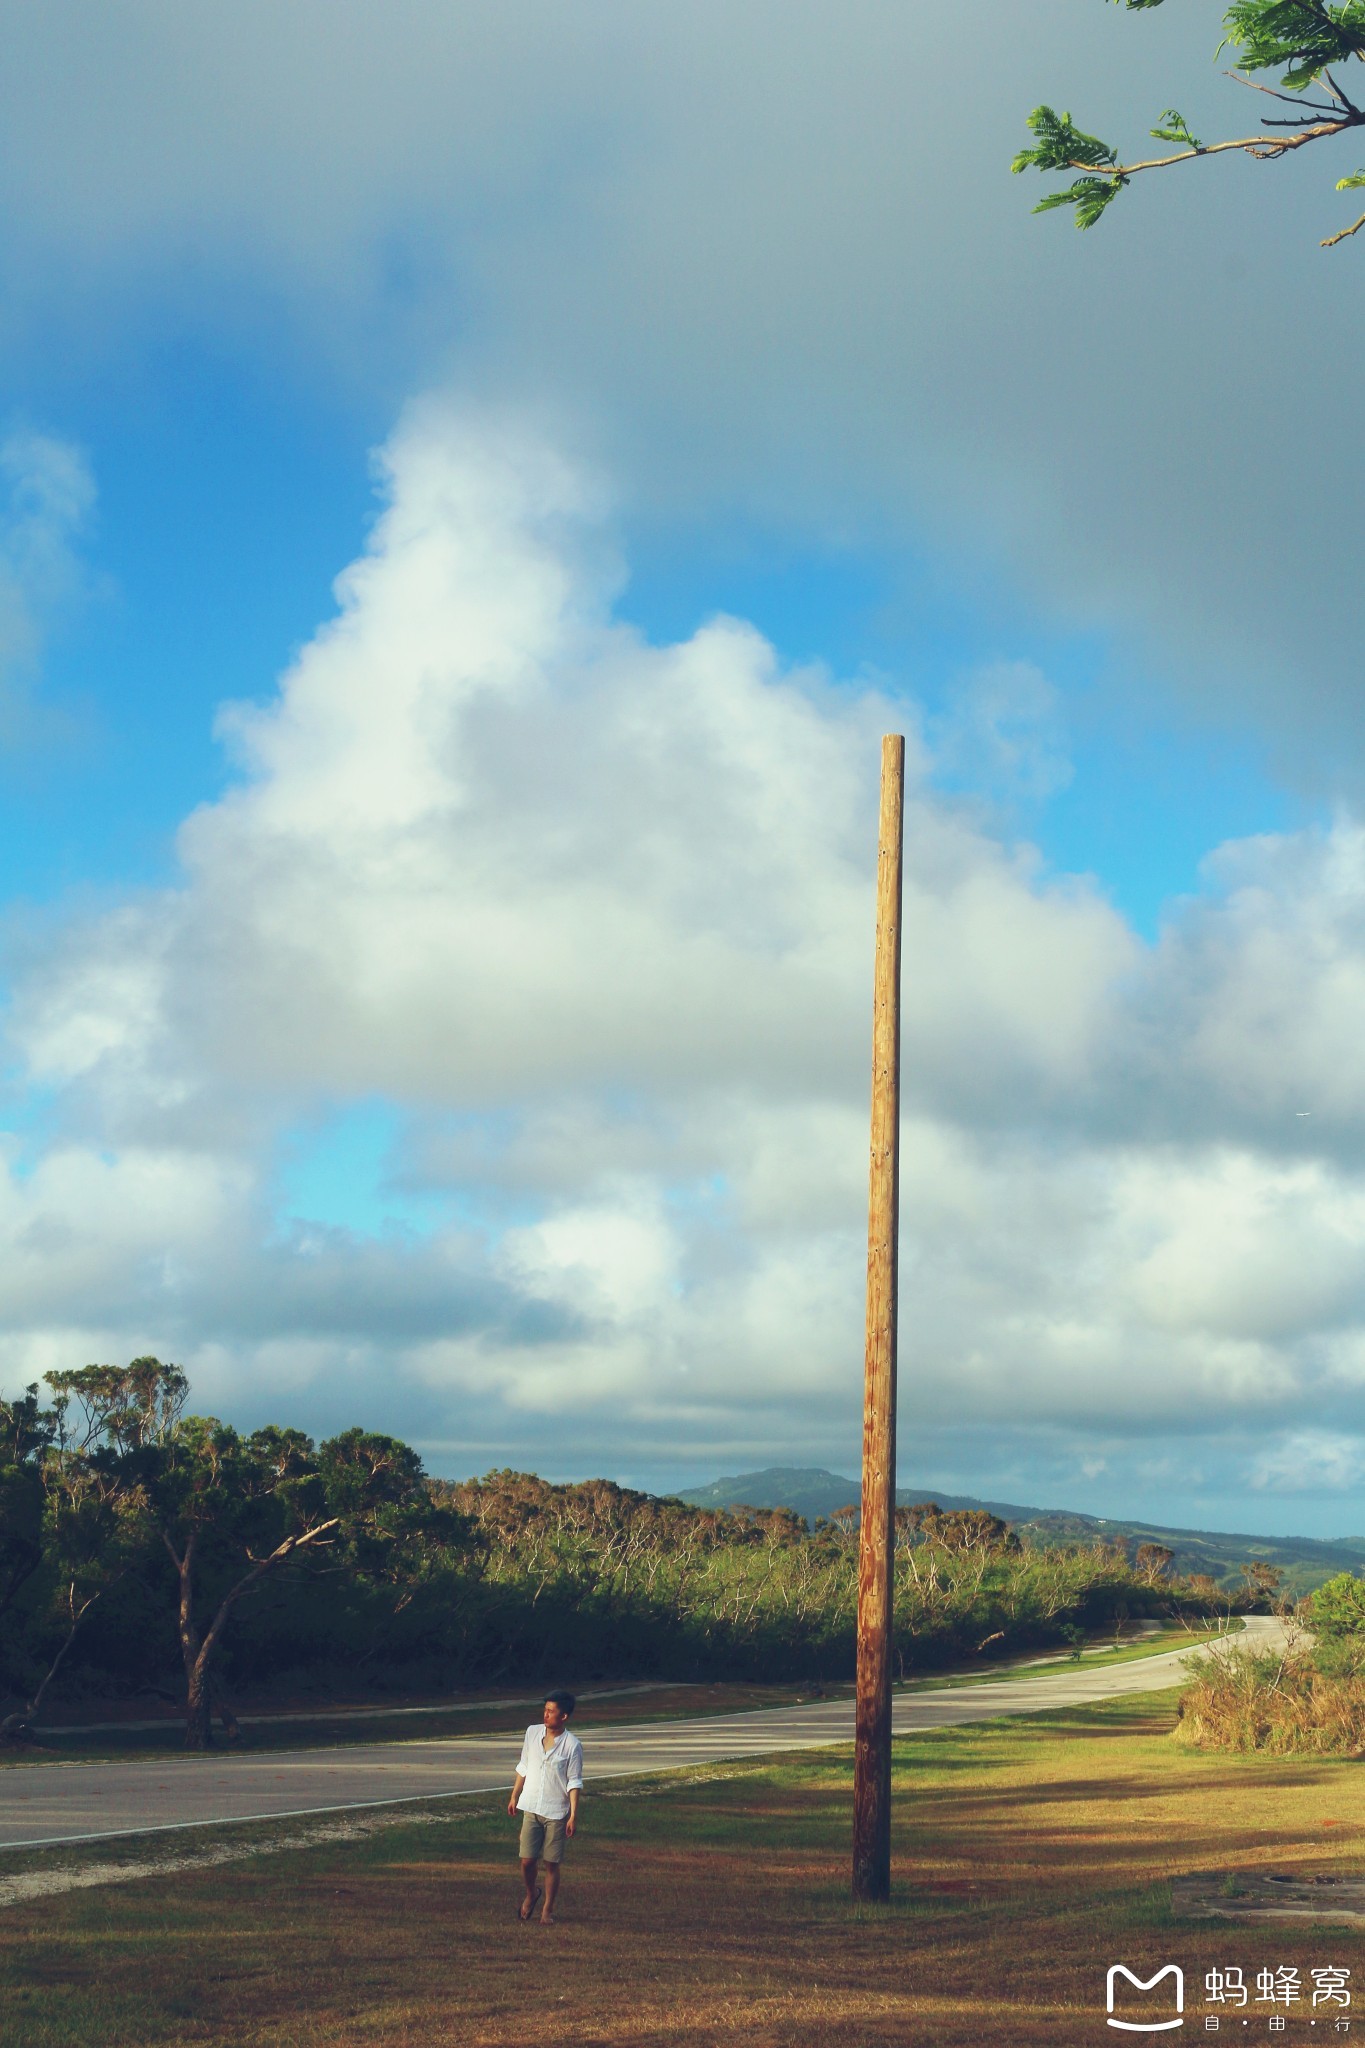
442, 1480, 1202, 1683
0, 1361, 1235, 1747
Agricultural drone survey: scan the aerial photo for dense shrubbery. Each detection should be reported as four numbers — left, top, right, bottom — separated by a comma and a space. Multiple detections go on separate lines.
1175, 1641, 1365, 1757
1174, 1571, 1365, 1756
0, 1363, 1227, 1745
1302, 1571, 1365, 1676
436, 1474, 1184, 1686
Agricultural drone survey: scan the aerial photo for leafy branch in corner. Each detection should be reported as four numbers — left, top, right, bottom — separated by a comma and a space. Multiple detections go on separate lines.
1013, 1, 1365, 247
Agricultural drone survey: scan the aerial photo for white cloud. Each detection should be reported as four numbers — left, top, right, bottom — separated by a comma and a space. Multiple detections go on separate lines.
501, 1192, 679, 1328
1253, 1430, 1365, 1497
4, 409, 1365, 1522
1130, 822, 1365, 1142
14, 403, 1129, 1135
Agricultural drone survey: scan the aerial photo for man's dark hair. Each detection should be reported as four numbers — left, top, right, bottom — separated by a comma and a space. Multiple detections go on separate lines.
545, 1689, 576, 1716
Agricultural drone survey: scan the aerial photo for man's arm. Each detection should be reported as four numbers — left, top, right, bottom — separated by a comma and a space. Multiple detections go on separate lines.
565, 1736, 584, 1836
507, 1771, 526, 1819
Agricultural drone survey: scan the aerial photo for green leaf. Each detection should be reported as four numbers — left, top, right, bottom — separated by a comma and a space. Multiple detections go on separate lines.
1012, 105, 1121, 177
1150, 108, 1203, 149
1014, 107, 1126, 229
1034, 177, 1128, 230
1220, 0, 1365, 92
1338, 170, 1365, 190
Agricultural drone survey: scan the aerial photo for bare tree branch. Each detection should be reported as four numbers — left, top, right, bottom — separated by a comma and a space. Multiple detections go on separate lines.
1073, 112, 1361, 183
1223, 67, 1346, 116
1322, 206, 1365, 245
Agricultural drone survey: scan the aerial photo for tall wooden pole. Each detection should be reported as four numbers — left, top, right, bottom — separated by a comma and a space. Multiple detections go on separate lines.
852, 732, 904, 1904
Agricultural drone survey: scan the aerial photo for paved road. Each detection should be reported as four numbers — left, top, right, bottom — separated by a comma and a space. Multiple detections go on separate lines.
0, 1622, 1281, 1851
38, 1681, 661, 1739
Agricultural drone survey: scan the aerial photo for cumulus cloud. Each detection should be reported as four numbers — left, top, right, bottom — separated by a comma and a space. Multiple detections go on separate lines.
13, 404, 1131, 1136
1128, 824, 1365, 1150
4, 408, 1365, 1526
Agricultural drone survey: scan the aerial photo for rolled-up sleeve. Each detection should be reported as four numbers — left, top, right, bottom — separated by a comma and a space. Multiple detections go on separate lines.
566, 1736, 584, 1790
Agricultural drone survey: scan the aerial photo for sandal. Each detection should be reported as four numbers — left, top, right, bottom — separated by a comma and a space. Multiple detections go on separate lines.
519, 1886, 543, 1922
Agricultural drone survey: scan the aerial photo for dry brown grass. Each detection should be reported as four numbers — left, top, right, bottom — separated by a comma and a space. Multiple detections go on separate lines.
1177, 1643, 1365, 1756
3, 1688, 1364, 2047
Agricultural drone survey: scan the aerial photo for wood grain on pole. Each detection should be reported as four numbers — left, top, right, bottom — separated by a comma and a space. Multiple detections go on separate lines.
852, 732, 904, 1903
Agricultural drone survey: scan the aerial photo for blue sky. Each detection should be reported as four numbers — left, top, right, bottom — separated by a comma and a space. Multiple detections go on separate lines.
1, 2, 1363, 1537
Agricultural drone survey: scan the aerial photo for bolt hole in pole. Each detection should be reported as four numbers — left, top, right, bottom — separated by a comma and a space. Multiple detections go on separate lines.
852, 734, 904, 1904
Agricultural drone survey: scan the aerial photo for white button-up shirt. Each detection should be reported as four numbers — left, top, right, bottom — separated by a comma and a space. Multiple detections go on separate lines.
515, 1724, 585, 1819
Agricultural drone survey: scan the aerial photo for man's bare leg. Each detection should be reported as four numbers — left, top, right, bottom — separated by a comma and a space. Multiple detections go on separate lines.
520, 1856, 541, 1919
541, 1863, 561, 1923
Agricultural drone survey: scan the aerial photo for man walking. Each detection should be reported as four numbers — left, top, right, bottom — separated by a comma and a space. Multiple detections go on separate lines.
509, 1690, 584, 1924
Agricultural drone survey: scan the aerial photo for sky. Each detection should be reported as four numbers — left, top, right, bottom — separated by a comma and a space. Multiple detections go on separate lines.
0, 1, 1363, 1536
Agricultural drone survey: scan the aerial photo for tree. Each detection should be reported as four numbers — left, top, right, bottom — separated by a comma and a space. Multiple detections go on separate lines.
44, 1362, 477, 1746
1240, 1557, 1285, 1606
1135, 1541, 1176, 1586
48, 1362, 345, 1747
0, 1389, 54, 1629
1014, 2, 1365, 247
1303, 1569, 1365, 1636
1302, 1570, 1365, 1675
2, 1464, 143, 1740
905, 1503, 1020, 1555
315, 1426, 475, 1667
0, 1384, 150, 1740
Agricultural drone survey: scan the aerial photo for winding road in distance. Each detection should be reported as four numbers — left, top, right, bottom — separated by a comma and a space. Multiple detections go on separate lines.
0, 1619, 1285, 1852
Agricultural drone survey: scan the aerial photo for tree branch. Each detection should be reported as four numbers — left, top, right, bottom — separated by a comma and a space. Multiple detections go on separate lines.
27, 1581, 109, 1720
1321, 70, 1365, 118
1322, 206, 1365, 245
1223, 67, 1346, 117
1077, 113, 1360, 182
195, 1518, 340, 1673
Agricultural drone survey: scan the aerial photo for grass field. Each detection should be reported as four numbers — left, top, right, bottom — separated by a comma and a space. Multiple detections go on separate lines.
2, 1685, 1362, 2046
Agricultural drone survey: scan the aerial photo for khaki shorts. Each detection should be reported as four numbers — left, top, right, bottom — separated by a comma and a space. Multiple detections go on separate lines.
518, 1811, 568, 1864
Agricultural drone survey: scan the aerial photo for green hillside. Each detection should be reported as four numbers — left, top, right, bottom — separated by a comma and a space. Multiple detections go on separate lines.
674, 1466, 1365, 1598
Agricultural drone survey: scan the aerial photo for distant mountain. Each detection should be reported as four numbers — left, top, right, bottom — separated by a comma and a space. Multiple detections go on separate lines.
673, 1466, 1365, 1597
676, 1466, 1035, 1526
